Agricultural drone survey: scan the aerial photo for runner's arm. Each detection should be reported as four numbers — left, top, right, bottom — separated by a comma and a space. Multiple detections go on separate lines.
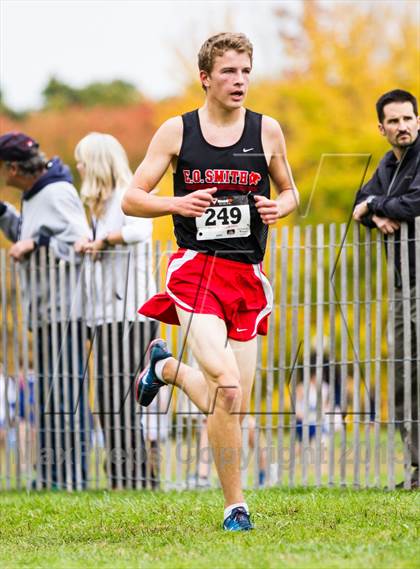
122, 117, 216, 218
255, 116, 299, 225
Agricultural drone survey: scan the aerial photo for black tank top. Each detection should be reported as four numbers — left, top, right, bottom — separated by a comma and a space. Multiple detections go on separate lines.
172, 109, 270, 264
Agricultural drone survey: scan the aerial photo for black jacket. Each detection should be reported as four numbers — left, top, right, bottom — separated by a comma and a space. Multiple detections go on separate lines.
355, 133, 420, 287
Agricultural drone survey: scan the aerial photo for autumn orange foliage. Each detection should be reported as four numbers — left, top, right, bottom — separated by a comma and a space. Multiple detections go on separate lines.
0, 1, 418, 244
0, 0, 418, 395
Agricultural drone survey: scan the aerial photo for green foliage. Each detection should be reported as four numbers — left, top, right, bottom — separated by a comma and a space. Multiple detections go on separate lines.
42, 76, 141, 109
0, 489, 419, 568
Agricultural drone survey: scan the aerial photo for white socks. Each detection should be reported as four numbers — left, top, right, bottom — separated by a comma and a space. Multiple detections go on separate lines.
224, 502, 249, 520
154, 357, 170, 382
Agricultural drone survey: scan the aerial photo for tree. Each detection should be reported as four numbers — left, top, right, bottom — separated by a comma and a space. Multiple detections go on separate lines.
78, 80, 141, 107
42, 77, 141, 109
265, 0, 420, 222
42, 77, 81, 109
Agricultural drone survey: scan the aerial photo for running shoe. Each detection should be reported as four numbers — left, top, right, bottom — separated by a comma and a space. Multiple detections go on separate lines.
223, 507, 254, 531
135, 339, 172, 407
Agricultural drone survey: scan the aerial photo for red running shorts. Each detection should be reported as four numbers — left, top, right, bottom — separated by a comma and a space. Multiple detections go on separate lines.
138, 248, 273, 342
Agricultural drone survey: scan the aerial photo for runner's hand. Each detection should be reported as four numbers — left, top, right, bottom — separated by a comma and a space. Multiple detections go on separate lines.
174, 187, 217, 217
254, 195, 283, 225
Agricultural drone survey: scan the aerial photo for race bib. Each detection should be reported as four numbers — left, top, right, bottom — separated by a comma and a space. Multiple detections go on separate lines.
196, 195, 250, 241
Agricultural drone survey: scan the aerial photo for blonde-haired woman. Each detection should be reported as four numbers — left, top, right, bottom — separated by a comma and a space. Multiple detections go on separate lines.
75, 132, 156, 489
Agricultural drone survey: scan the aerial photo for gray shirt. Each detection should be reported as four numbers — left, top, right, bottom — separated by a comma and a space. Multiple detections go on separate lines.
0, 180, 89, 325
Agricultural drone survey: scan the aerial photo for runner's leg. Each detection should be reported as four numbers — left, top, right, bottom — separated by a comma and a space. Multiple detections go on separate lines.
195, 338, 258, 474
160, 357, 210, 414
175, 308, 248, 507
228, 338, 257, 419
228, 338, 260, 480
164, 338, 257, 482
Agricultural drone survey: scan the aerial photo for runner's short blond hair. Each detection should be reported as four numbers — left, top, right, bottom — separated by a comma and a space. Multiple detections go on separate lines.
198, 32, 253, 76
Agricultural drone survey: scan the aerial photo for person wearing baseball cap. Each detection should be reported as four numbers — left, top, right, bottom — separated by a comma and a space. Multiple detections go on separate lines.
0, 131, 89, 256
0, 132, 39, 161
0, 131, 90, 490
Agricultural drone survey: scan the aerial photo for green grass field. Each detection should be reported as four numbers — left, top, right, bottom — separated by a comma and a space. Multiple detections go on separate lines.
0, 488, 419, 569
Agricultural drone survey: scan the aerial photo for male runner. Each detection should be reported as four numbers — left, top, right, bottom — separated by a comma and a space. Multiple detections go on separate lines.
122, 32, 299, 530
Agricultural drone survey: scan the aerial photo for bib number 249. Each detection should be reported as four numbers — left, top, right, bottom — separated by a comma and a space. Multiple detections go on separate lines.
196, 195, 250, 241
205, 206, 241, 226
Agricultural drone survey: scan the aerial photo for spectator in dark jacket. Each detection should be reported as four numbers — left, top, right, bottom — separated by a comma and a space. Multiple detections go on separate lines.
353, 89, 420, 489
